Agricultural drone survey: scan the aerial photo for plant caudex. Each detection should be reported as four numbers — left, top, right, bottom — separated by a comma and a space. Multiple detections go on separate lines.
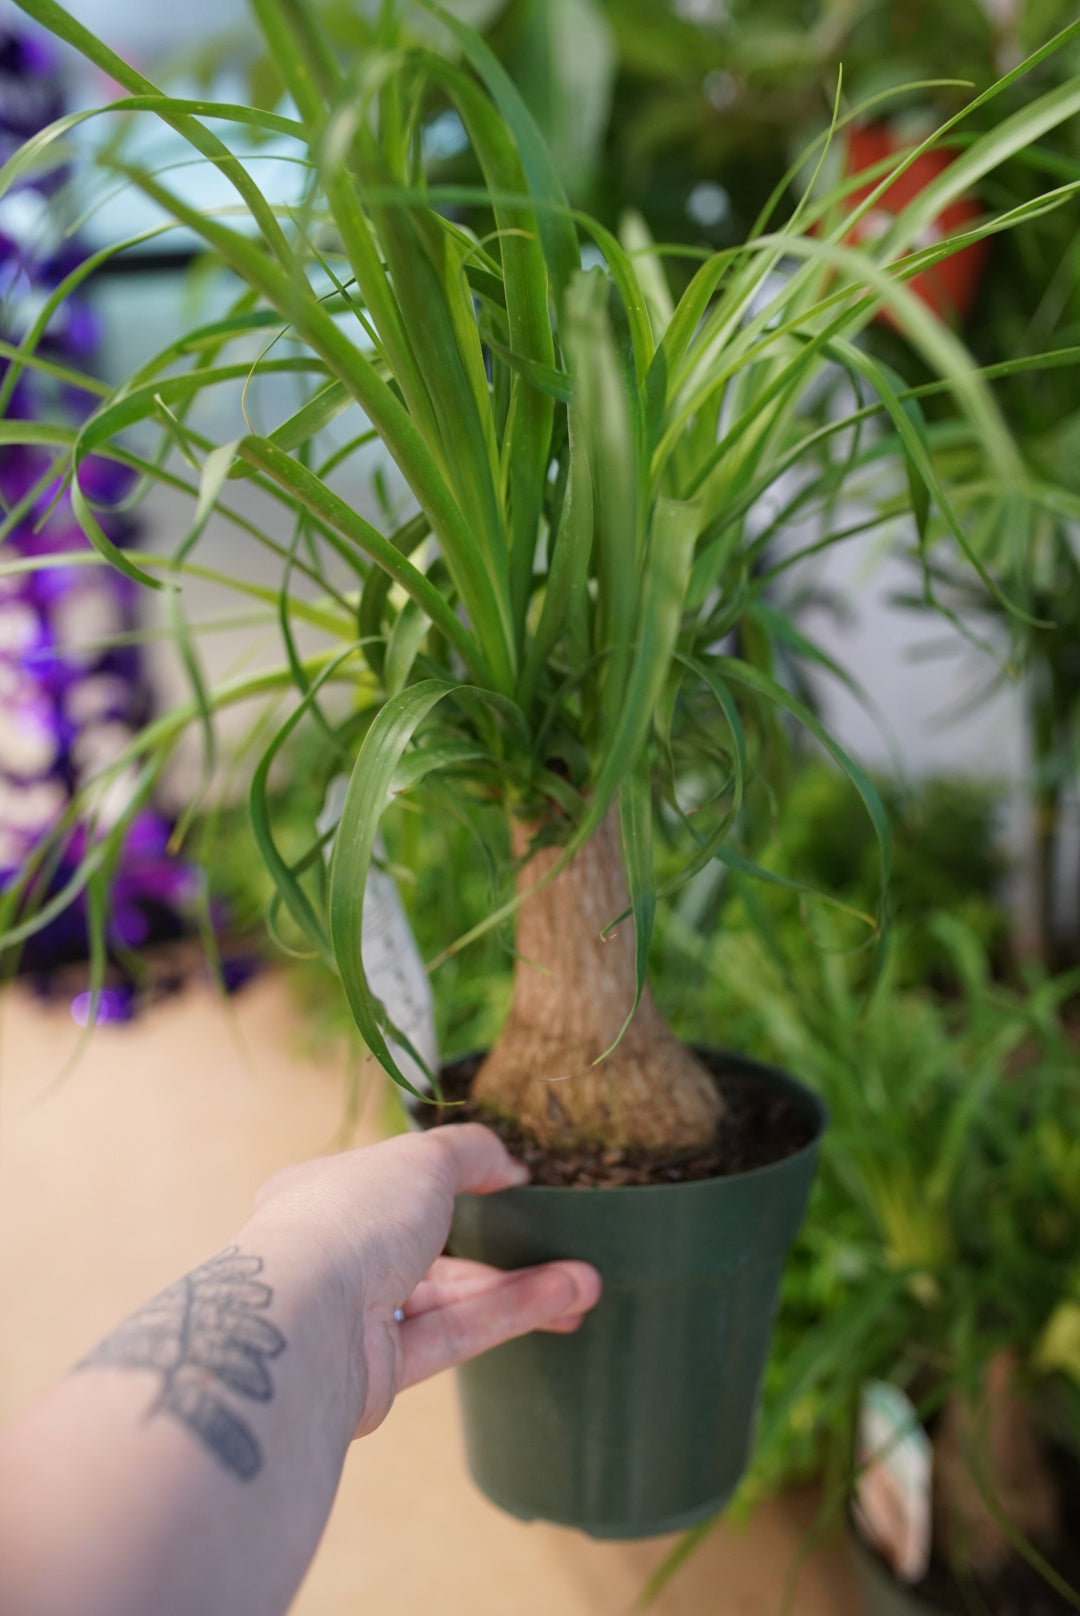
2, 0, 1079, 1156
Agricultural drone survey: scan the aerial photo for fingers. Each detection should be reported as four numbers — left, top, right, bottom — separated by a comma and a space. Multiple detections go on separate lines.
402, 1257, 510, 1318
403, 1258, 594, 1331
423, 1123, 530, 1197
402, 1259, 593, 1337
397, 1260, 602, 1389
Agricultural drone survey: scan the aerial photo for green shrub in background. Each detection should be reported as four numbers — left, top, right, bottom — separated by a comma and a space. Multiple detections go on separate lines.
655, 762, 1010, 1026
900, 497, 1080, 969
642, 918, 1080, 1601
221, 1, 1074, 245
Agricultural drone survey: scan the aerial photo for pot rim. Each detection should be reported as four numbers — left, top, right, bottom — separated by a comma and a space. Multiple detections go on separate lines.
423, 1048, 828, 1200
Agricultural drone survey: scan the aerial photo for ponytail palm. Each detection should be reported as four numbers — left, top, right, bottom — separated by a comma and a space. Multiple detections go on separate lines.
4, 0, 1078, 1153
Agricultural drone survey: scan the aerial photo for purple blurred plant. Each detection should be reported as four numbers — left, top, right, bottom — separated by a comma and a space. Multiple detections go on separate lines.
0, 29, 202, 990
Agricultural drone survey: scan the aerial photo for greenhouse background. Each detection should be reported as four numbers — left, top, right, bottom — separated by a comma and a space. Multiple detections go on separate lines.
1, 0, 1079, 1612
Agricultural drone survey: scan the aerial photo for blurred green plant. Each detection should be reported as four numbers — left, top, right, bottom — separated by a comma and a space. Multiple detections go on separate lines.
655, 762, 1010, 1020
898, 512, 1080, 970
641, 913, 1080, 1604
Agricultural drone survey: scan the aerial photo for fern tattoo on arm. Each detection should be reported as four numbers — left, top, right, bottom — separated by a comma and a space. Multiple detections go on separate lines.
77, 1248, 287, 1481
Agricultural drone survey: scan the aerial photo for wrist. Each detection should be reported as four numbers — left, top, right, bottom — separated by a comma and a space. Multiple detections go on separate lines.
234, 1206, 369, 1442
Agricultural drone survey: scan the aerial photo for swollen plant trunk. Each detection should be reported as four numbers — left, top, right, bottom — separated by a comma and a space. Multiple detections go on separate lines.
932, 1349, 1060, 1579
471, 811, 723, 1155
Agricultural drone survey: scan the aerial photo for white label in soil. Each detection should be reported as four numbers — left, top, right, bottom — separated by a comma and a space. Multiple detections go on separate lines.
854, 1380, 932, 1584
318, 776, 437, 1092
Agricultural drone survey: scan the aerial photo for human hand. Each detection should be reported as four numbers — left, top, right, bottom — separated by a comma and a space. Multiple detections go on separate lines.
247, 1123, 601, 1438
0, 1124, 598, 1616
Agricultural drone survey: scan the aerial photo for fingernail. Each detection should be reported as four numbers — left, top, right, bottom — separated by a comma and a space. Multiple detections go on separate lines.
549, 1268, 581, 1315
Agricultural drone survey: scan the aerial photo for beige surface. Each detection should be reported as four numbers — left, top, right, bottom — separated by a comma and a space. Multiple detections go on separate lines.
0, 973, 858, 1615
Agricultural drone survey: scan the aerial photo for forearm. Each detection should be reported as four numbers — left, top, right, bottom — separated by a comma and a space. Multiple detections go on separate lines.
0, 1210, 361, 1616
0, 1126, 600, 1616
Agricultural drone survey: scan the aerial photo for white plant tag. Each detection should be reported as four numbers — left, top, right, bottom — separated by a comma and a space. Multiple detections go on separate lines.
854, 1380, 933, 1584
317, 776, 437, 1093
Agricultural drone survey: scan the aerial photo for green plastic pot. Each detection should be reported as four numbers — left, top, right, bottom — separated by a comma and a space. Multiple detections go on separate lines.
849, 1528, 945, 1616
447, 1052, 825, 1539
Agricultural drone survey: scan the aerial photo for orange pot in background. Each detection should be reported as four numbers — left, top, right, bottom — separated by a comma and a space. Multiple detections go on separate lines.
845, 123, 990, 326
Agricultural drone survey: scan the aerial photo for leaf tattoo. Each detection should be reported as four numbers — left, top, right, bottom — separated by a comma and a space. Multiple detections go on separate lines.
78, 1247, 287, 1481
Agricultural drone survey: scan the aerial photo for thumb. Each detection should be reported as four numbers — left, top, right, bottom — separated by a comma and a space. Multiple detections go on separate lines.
424, 1122, 530, 1195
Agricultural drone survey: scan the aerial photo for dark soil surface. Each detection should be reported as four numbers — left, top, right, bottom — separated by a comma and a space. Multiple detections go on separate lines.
417, 1050, 815, 1187
859, 1445, 1080, 1616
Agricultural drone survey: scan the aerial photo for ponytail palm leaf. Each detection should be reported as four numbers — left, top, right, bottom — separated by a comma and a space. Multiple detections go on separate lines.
3, 0, 1078, 1148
